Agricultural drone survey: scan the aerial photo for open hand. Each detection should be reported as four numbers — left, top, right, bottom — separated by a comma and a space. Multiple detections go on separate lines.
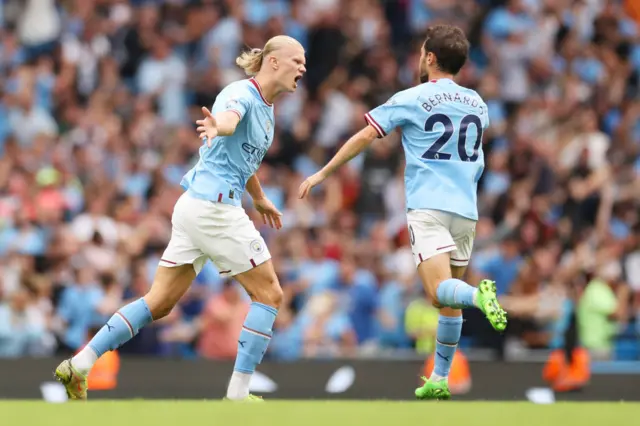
196, 107, 218, 147
254, 197, 283, 229
298, 172, 326, 199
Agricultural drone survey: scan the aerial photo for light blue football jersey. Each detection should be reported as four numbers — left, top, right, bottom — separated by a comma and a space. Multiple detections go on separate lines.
365, 78, 490, 220
181, 78, 275, 207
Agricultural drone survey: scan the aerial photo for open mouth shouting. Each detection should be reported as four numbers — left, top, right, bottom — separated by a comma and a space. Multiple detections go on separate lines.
294, 74, 303, 88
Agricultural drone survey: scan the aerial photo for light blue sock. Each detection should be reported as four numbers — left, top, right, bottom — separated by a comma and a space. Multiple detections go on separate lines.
433, 315, 463, 378
234, 302, 278, 373
436, 278, 477, 309
88, 298, 153, 357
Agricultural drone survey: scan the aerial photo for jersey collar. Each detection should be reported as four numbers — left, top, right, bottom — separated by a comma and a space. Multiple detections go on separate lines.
249, 78, 273, 107
430, 78, 454, 84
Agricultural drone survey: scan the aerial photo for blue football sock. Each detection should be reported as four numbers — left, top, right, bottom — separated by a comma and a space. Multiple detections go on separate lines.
436, 278, 477, 309
433, 315, 463, 378
234, 302, 278, 374
87, 298, 153, 357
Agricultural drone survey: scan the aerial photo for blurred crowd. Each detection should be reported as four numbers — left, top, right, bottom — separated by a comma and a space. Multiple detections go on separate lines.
0, 0, 639, 363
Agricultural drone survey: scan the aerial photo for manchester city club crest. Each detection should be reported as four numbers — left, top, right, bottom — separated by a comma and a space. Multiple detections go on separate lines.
250, 239, 264, 254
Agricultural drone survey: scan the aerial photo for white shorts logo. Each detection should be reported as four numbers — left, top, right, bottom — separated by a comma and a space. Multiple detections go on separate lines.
250, 239, 264, 254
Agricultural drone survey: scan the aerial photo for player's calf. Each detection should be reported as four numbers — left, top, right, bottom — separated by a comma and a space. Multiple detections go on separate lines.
226, 261, 282, 400
432, 315, 463, 381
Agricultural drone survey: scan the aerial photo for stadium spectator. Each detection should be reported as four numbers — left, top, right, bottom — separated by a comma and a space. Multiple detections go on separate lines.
577, 260, 631, 360
404, 291, 439, 355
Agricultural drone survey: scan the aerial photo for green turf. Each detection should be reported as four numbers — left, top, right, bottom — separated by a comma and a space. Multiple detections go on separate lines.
1, 401, 638, 426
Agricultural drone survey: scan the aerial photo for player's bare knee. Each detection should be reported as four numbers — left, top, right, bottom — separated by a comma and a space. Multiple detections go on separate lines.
235, 261, 283, 308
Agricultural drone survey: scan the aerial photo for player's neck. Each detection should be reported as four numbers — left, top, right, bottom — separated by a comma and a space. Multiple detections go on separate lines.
427, 71, 455, 82
253, 74, 279, 105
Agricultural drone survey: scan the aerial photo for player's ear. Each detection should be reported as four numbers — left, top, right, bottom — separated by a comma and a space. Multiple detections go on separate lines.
426, 52, 436, 67
268, 55, 279, 71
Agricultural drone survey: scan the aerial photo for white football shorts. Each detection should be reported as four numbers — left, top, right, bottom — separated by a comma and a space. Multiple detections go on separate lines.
159, 192, 271, 276
406, 209, 476, 267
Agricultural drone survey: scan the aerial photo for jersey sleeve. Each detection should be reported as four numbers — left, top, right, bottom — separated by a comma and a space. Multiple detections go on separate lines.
212, 84, 253, 121
365, 89, 416, 138
482, 102, 491, 130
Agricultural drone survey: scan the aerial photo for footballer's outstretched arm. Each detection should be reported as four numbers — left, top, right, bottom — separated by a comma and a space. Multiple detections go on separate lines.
321, 125, 379, 177
298, 125, 379, 198
196, 107, 241, 145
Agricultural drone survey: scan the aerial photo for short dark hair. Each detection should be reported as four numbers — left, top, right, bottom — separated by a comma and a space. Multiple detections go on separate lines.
423, 25, 470, 75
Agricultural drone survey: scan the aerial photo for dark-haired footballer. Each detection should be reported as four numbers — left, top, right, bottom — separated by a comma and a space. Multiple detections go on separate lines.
298, 25, 507, 400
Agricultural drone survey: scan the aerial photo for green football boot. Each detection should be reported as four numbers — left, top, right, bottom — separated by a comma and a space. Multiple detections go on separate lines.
476, 279, 508, 332
54, 359, 88, 400
415, 377, 451, 400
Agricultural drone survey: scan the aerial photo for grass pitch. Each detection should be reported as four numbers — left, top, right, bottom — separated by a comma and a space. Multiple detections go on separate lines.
2, 400, 638, 426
